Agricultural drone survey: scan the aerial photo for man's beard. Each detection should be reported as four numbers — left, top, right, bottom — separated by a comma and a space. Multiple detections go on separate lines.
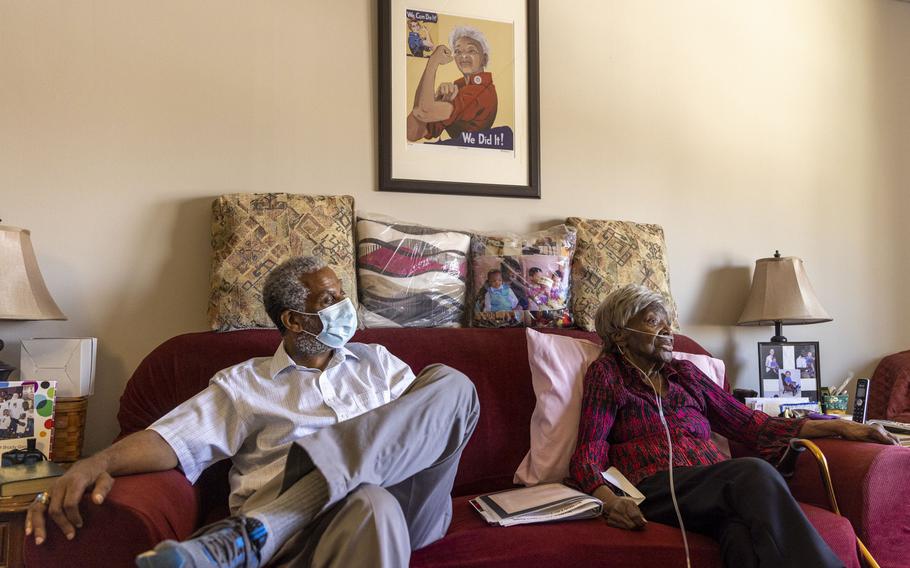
294, 332, 330, 358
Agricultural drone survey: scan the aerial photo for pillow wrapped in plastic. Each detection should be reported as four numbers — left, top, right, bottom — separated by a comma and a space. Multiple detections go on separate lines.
356, 216, 470, 327
470, 224, 576, 328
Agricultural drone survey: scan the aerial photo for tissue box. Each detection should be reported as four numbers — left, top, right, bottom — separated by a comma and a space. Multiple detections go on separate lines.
823, 394, 849, 414
19, 338, 97, 397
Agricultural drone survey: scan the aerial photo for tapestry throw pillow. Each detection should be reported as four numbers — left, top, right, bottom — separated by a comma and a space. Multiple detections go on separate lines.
566, 217, 678, 332
470, 225, 576, 328
514, 329, 728, 486
208, 193, 357, 331
356, 216, 470, 328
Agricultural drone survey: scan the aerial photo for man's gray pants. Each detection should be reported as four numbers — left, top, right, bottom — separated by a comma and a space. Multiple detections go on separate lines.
265, 364, 479, 568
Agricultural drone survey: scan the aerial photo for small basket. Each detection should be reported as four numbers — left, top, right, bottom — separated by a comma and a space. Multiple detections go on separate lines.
51, 396, 88, 462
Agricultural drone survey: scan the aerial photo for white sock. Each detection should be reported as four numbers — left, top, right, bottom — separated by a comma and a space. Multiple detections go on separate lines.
249, 469, 330, 563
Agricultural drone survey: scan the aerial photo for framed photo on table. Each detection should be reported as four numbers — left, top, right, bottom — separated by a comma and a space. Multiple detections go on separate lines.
758, 342, 820, 402
378, 0, 540, 198
0, 381, 56, 461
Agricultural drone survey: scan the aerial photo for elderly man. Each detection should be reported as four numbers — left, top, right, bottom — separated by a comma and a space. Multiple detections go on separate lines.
27, 256, 479, 568
406, 25, 498, 142
570, 284, 898, 568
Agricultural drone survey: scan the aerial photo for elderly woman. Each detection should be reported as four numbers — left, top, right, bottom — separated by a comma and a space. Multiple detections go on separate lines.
569, 284, 897, 568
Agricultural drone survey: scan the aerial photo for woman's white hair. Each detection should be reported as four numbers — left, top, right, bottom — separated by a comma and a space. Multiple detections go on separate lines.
449, 25, 491, 67
594, 284, 669, 350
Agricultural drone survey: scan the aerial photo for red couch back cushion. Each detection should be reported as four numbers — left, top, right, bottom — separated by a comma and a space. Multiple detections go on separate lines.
118, 328, 713, 503
868, 349, 910, 421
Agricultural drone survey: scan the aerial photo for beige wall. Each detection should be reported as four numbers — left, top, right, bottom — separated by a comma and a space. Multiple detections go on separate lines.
1, 0, 908, 454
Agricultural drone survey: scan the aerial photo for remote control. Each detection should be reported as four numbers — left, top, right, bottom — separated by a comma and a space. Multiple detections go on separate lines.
852, 378, 869, 423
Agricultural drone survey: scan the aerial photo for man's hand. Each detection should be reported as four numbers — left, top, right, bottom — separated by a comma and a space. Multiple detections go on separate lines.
427, 45, 453, 66
25, 455, 115, 545
23, 429, 178, 545
603, 496, 647, 530
435, 82, 459, 102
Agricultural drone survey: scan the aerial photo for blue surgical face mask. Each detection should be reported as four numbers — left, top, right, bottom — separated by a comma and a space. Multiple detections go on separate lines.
295, 298, 358, 348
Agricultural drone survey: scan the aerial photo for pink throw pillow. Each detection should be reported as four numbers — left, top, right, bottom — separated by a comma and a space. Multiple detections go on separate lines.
514, 330, 602, 486
514, 329, 728, 486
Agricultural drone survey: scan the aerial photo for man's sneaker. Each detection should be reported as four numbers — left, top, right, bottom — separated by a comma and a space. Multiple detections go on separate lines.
135, 515, 267, 568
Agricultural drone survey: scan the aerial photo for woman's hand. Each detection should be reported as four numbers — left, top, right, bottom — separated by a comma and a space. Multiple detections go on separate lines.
837, 420, 900, 445
799, 419, 900, 445
593, 486, 647, 530
604, 496, 647, 530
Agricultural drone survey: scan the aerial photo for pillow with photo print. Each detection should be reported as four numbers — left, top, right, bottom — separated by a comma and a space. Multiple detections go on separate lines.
470, 225, 576, 328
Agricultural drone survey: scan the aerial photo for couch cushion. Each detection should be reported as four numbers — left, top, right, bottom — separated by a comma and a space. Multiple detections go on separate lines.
566, 217, 678, 332
356, 216, 471, 328
469, 225, 576, 328
869, 349, 910, 422
207, 193, 357, 331
799, 505, 862, 568
411, 494, 722, 567
411, 496, 859, 568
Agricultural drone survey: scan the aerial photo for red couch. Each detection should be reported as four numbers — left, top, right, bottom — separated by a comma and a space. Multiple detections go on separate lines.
26, 328, 910, 567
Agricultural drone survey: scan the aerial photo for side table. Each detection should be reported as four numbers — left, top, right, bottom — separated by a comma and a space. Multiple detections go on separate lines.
0, 395, 92, 568
0, 494, 36, 568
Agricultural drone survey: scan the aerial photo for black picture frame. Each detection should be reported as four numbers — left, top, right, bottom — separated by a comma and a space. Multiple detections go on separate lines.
378, 0, 540, 198
757, 341, 821, 402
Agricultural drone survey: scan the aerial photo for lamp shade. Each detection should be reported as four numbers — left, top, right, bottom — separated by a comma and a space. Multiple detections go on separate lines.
0, 225, 66, 320
738, 255, 831, 326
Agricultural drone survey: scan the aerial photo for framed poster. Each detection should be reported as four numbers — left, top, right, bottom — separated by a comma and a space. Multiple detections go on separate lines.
378, 0, 540, 198
758, 342, 820, 402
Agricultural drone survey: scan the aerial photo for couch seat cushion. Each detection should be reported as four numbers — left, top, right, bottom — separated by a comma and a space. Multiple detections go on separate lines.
801, 503, 861, 568
410, 496, 860, 568
411, 495, 721, 567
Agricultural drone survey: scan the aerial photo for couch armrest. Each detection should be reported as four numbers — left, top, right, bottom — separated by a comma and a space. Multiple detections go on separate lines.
785, 439, 910, 568
25, 469, 199, 567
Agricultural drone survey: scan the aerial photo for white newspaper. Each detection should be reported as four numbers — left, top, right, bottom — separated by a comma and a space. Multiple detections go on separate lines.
470, 483, 603, 527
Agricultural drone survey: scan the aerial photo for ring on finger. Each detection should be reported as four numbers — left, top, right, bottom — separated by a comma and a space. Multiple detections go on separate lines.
34, 491, 49, 505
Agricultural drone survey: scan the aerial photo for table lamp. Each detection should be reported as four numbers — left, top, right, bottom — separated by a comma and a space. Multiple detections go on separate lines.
737, 251, 831, 341
0, 225, 67, 380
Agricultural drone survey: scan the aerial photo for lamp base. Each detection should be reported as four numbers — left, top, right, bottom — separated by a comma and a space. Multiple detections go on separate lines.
770, 321, 788, 343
